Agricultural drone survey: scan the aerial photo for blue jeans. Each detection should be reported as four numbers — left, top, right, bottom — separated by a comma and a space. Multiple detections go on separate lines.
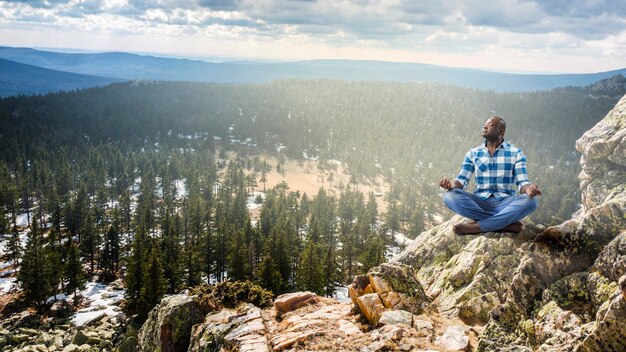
443, 188, 538, 232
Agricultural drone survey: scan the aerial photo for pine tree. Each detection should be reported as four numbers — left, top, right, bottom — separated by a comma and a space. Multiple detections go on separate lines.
139, 239, 166, 319
124, 224, 147, 315
6, 216, 21, 269
65, 240, 85, 302
18, 218, 52, 307
256, 252, 282, 293
100, 223, 120, 282
228, 228, 248, 281
161, 212, 182, 293
296, 238, 324, 294
361, 230, 385, 272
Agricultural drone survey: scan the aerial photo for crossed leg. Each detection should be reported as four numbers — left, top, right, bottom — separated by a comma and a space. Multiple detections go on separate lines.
443, 189, 538, 235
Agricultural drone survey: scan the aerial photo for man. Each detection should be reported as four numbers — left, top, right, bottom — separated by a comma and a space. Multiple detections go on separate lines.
440, 116, 541, 235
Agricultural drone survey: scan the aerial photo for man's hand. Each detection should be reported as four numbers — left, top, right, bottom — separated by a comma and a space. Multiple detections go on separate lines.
523, 183, 542, 198
440, 177, 460, 190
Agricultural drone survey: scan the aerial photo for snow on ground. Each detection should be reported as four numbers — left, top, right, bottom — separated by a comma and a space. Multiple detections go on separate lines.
16, 212, 33, 227
0, 277, 16, 295
175, 179, 187, 199
333, 285, 350, 302
393, 231, 413, 247
46, 281, 125, 326
385, 231, 413, 261
386, 246, 402, 261
247, 191, 265, 210
0, 231, 28, 257
72, 282, 125, 326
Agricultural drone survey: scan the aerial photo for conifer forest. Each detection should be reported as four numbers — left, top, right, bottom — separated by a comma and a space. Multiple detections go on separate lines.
0, 77, 623, 319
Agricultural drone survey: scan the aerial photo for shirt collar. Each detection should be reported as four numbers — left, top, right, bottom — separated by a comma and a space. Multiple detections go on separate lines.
481, 139, 508, 151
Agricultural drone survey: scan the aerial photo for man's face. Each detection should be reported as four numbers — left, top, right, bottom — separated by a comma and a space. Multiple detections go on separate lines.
481, 118, 502, 140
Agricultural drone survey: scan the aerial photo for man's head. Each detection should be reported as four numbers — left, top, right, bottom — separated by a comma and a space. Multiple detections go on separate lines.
481, 116, 506, 141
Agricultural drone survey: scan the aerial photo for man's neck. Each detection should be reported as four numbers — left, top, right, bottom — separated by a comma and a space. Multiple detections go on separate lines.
485, 138, 504, 155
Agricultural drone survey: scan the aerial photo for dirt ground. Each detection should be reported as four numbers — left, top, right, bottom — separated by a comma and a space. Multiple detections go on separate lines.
219, 151, 390, 221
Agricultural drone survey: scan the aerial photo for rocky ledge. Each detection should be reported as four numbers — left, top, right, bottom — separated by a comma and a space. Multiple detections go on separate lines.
350, 94, 626, 351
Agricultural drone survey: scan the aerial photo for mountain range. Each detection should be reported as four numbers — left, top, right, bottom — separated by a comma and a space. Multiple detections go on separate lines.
0, 46, 625, 97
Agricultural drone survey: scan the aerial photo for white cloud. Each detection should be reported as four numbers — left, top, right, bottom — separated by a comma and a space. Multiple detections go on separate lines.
0, 0, 624, 72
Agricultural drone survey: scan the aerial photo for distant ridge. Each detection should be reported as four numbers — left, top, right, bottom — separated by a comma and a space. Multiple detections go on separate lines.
0, 46, 625, 92
0, 57, 122, 97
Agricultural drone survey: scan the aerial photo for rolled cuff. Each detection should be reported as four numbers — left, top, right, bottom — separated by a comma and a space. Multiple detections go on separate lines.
517, 181, 532, 192
454, 178, 468, 190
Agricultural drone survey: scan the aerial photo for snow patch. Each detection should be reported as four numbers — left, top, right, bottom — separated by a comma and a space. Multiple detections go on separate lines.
47, 282, 124, 326
0, 277, 16, 295
247, 191, 265, 210
333, 285, 350, 303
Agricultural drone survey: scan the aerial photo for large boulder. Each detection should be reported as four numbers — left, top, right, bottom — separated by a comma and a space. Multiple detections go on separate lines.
188, 303, 269, 352
137, 294, 204, 352
273, 292, 319, 315
348, 262, 431, 325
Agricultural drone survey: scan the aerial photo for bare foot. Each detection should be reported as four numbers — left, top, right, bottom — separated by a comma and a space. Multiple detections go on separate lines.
453, 223, 482, 235
498, 221, 525, 233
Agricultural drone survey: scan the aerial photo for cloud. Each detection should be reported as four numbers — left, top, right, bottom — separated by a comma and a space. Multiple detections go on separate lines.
0, 0, 624, 72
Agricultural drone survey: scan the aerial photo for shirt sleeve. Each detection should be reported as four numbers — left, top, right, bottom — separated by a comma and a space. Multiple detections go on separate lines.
514, 150, 532, 192
454, 150, 474, 190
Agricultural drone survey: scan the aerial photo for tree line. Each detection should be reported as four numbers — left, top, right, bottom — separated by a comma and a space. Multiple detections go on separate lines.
0, 142, 387, 319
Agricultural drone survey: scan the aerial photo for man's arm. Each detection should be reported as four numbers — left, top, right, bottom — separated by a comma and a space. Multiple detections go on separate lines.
514, 150, 541, 197
520, 184, 542, 198
440, 150, 474, 190
440, 177, 463, 190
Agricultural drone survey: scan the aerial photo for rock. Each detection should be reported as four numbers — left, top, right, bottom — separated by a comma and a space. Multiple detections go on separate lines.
594, 232, 626, 282
367, 263, 430, 314
117, 336, 138, 352
621, 275, 626, 300
137, 294, 204, 352
271, 330, 316, 351
273, 291, 318, 314
577, 289, 626, 351
412, 319, 434, 332
359, 340, 389, 352
377, 324, 404, 341
348, 275, 374, 305
223, 305, 268, 350
49, 300, 73, 318
356, 293, 385, 326
338, 319, 362, 336
11, 333, 30, 343
458, 292, 501, 325
189, 304, 269, 352
72, 331, 102, 347
436, 326, 469, 351
19, 328, 38, 336
378, 310, 413, 326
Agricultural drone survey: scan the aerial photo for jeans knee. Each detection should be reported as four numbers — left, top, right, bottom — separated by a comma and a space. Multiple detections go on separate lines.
521, 195, 538, 212
443, 189, 460, 208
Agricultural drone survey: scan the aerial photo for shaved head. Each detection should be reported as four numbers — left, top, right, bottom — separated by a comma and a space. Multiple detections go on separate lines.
491, 116, 506, 133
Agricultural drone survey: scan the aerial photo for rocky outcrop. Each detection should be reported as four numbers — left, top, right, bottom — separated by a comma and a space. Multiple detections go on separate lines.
0, 314, 124, 352
478, 94, 626, 351
348, 263, 431, 325
137, 294, 204, 352
188, 303, 269, 352
351, 94, 626, 351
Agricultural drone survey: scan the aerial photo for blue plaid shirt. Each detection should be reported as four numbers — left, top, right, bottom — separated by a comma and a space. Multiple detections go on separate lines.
454, 140, 532, 199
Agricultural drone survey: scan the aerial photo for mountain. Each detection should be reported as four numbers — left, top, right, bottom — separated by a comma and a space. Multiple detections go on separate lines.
1, 46, 624, 92
0, 58, 122, 97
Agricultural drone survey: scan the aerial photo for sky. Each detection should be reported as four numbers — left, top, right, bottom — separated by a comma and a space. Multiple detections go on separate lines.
0, 0, 625, 73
